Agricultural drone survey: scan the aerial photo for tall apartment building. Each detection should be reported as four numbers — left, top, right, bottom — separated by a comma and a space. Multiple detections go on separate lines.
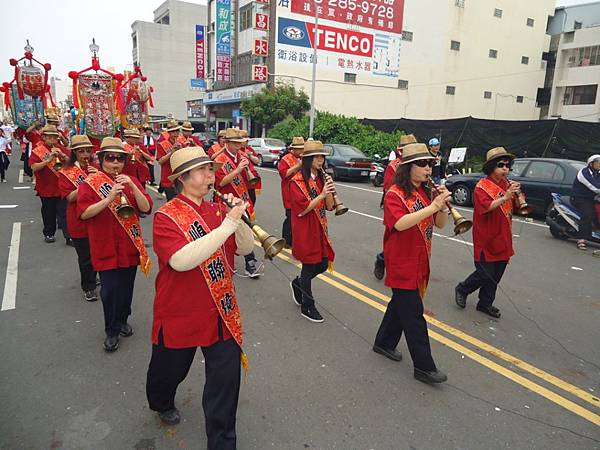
539, 1, 600, 123
204, 0, 556, 131
131, 0, 207, 123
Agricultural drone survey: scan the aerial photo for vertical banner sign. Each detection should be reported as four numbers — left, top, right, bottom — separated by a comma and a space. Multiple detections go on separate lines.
195, 25, 205, 79
216, 0, 232, 82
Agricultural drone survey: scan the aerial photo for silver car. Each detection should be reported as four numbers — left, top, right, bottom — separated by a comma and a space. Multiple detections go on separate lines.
247, 138, 287, 166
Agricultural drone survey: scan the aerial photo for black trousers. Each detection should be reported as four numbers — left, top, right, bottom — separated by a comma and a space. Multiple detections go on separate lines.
375, 288, 437, 372
148, 164, 155, 184
146, 330, 241, 450
282, 208, 293, 247
0, 152, 9, 180
571, 197, 596, 241
40, 196, 69, 238
249, 189, 256, 205
72, 238, 97, 292
457, 253, 508, 308
98, 266, 137, 337
299, 258, 329, 308
164, 186, 177, 201
22, 151, 32, 177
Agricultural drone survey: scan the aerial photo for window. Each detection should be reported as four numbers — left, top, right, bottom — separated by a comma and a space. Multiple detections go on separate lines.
156, 13, 169, 24
239, 3, 254, 31
521, 56, 529, 65
494, 8, 503, 18
344, 73, 356, 84
563, 84, 598, 105
446, 86, 456, 95
524, 162, 560, 180
484, 91, 492, 99
570, 45, 600, 67
450, 40, 461, 51
332, 145, 365, 157
397, 79, 408, 90
527, 18, 535, 27
564, 31, 575, 43
516, 96, 524, 103
489, 49, 498, 59
455, 0, 465, 7
511, 160, 529, 177
401, 31, 413, 42
574, 21, 582, 30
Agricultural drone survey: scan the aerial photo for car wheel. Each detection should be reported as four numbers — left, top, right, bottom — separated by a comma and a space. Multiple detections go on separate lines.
257, 154, 264, 167
452, 184, 471, 206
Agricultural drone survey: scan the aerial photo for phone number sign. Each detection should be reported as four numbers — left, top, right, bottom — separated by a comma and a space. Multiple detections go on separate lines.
290, 0, 404, 34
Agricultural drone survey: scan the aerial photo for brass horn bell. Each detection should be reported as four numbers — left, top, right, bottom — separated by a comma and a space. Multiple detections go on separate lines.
53, 156, 63, 171
449, 207, 473, 235
116, 193, 136, 219
252, 224, 286, 260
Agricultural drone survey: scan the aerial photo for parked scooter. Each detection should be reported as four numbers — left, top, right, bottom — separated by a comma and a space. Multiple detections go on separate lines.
369, 153, 389, 187
546, 193, 600, 248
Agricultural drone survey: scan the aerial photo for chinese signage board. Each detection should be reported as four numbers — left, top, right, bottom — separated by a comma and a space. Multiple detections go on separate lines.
252, 65, 269, 82
255, 13, 269, 31
195, 25, 205, 79
216, 0, 232, 82
253, 39, 269, 56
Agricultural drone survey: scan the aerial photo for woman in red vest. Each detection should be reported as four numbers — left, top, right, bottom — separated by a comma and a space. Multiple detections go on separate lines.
455, 147, 521, 319
77, 137, 153, 352
277, 136, 305, 247
289, 140, 335, 323
146, 146, 253, 448
373, 143, 450, 384
58, 135, 99, 302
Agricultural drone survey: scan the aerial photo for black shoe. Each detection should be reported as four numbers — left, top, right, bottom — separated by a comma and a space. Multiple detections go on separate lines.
455, 285, 467, 309
158, 408, 181, 426
476, 304, 501, 318
103, 335, 119, 352
373, 260, 385, 281
414, 368, 447, 384
372, 344, 402, 361
245, 259, 260, 278
301, 306, 324, 323
66, 238, 75, 247
44, 235, 56, 243
120, 323, 134, 337
84, 289, 98, 302
290, 277, 302, 306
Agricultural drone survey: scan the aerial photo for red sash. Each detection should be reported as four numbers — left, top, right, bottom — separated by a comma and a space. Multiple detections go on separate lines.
291, 172, 335, 270
84, 171, 152, 276
388, 185, 434, 298
240, 148, 262, 194
59, 165, 87, 188
32, 143, 60, 176
281, 153, 300, 176
477, 178, 513, 229
215, 151, 256, 221
156, 198, 247, 369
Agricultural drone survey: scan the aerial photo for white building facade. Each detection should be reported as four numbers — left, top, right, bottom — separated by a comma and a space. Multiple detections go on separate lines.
131, 0, 208, 124
541, 2, 600, 123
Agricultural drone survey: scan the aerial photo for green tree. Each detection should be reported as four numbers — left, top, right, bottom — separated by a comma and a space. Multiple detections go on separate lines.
241, 82, 310, 135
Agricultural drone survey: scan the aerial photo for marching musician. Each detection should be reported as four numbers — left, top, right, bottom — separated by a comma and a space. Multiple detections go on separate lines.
77, 137, 152, 352
146, 146, 253, 449
208, 129, 226, 159
277, 136, 305, 247
289, 140, 335, 323
158, 118, 179, 143
58, 135, 98, 302
156, 121, 183, 201
214, 128, 261, 278
373, 143, 449, 384
373, 134, 417, 281
123, 128, 152, 188
455, 147, 522, 319
239, 129, 261, 205
29, 124, 71, 244
180, 121, 204, 147
141, 126, 157, 186
46, 112, 70, 150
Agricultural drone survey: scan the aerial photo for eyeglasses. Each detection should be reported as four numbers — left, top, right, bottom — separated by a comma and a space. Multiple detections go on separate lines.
496, 161, 513, 169
104, 154, 126, 163
413, 159, 436, 168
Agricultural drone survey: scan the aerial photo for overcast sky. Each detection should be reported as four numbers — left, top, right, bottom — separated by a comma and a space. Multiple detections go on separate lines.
0, 0, 593, 84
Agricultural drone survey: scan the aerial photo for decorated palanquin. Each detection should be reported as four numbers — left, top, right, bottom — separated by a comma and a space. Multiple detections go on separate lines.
119, 66, 154, 129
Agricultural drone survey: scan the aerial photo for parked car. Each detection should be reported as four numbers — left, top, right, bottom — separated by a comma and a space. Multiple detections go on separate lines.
323, 144, 373, 182
444, 158, 586, 216
196, 132, 217, 148
247, 138, 287, 166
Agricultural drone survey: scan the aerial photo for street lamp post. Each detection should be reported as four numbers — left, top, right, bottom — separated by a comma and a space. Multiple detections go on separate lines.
308, 3, 319, 138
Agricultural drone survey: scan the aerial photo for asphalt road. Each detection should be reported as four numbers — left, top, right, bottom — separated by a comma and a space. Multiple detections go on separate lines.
1, 156, 599, 450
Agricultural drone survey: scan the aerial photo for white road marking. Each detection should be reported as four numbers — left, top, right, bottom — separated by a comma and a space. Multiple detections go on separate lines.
13, 187, 30, 190
18, 169, 23, 184
2, 222, 22, 311
0, 205, 18, 209
348, 209, 474, 247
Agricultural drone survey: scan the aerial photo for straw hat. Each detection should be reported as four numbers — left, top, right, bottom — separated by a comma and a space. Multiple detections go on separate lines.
482, 147, 515, 172
46, 115, 59, 124
181, 121, 194, 132
224, 128, 247, 143
166, 119, 180, 132
240, 129, 249, 138
302, 140, 329, 157
399, 134, 417, 148
70, 135, 94, 150
399, 143, 435, 165
290, 136, 305, 149
123, 128, 141, 138
98, 137, 128, 154
168, 146, 222, 181
41, 124, 60, 136
217, 129, 227, 138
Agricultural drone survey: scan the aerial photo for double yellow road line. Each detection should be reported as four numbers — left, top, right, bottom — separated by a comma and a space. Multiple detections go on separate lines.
273, 248, 600, 427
